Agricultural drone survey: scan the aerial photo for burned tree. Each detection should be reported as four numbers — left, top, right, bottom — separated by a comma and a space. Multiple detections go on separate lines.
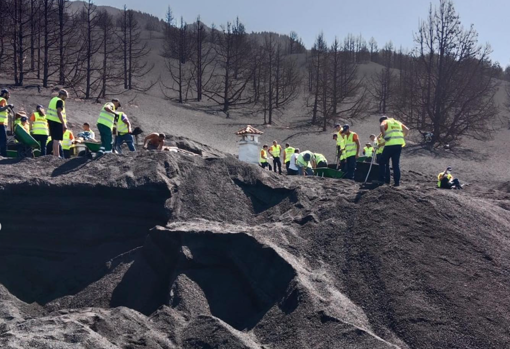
369, 42, 396, 114
393, 0, 499, 145
203, 18, 254, 114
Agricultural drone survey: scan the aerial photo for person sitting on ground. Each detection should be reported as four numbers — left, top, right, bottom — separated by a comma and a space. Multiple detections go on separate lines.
77, 123, 95, 140
312, 153, 328, 168
287, 148, 300, 175
296, 150, 314, 176
260, 144, 272, 170
438, 167, 463, 190
143, 133, 165, 151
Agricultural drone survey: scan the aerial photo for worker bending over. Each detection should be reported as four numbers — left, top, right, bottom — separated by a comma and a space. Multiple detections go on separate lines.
97, 98, 121, 155
269, 140, 282, 175
296, 150, 314, 176
340, 124, 360, 180
144, 133, 165, 151
283, 143, 295, 174
438, 167, 463, 190
377, 116, 409, 187
312, 153, 328, 168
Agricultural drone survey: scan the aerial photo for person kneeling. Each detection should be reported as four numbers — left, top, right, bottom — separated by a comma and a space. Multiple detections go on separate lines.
438, 167, 462, 190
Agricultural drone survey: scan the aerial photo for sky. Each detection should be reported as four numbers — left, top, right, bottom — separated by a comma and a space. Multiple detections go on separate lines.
90, 0, 510, 66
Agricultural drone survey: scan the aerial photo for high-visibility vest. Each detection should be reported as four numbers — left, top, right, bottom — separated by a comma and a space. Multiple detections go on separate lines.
314, 153, 327, 165
343, 132, 358, 158
297, 150, 313, 168
0, 98, 8, 125
47, 97, 67, 124
364, 146, 373, 157
437, 172, 452, 188
376, 135, 385, 154
284, 147, 295, 163
31, 112, 49, 136
62, 130, 73, 150
97, 102, 116, 130
269, 144, 282, 157
383, 118, 405, 146
116, 112, 129, 134
260, 149, 268, 163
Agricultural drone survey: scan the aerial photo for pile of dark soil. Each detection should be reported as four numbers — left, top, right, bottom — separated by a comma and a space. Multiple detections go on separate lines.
0, 144, 509, 349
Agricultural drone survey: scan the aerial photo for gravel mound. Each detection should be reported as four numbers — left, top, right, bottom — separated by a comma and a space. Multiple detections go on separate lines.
0, 143, 509, 348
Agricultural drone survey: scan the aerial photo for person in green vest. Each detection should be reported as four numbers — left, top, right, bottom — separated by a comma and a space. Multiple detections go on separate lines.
377, 116, 409, 187
96, 98, 121, 155
62, 129, 75, 159
0, 89, 14, 157
115, 112, 135, 153
46, 89, 69, 158
259, 144, 272, 170
268, 140, 283, 175
296, 150, 314, 176
30, 105, 49, 156
312, 153, 328, 168
363, 143, 374, 159
283, 143, 295, 174
333, 124, 346, 170
340, 124, 360, 180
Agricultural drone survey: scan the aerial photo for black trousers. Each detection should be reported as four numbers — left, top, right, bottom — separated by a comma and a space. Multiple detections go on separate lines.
33, 135, 48, 156
261, 162, 272, 170
317, 161, 328, 168
273, 157, 282, 174
344, 156, 356, 180
378, 145, 402, 185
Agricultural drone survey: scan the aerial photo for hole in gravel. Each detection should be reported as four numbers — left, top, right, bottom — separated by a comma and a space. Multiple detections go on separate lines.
0, 183, 169, 305
148, 228, 297, 331
232, 179, 297, 214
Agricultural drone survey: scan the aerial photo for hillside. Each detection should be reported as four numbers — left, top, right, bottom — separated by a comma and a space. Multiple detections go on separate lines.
0, 146, 509, 348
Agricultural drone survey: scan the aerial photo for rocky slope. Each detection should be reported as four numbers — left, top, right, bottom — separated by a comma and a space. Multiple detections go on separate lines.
0, 143, 509, 349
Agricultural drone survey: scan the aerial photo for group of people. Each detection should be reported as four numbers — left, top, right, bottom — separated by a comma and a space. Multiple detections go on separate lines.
0, 88, 167, 159
259, 116, 463, 189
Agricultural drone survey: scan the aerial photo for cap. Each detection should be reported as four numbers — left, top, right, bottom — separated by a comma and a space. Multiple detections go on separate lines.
58, 89, 69, 97
36, 104, 43, 109
446, 167, 452, 171
20, 116, 28, 121
303, 153, 311, 161
341, 124, 350, 133
334, 123, 341, 128
112, 98, 121, 107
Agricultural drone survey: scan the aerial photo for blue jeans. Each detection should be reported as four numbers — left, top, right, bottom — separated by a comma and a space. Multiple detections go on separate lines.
297, 166, 313, 176
378, 145, 402, 185
115, 133, 136, 153
344, 156, 356, 180
0, 125, 7, 157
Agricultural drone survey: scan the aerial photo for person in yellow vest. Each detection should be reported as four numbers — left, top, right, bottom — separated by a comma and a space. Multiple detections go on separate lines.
296, 150, 314, 176
30, 105, 49, 156
0, 89, 14, 157
375, 133, 385, 164
96, 98, 121, 155
47, 89, 69, 158
283, 143, 295, 174
115, 112, 135, 153
363, 143, 374, 159
62, 129, 75, 159
259, 144, 272, 170
268, 140, 282, 175
312, 153, 328, 168
334, 124, 346, 170
378, 116, 409, 187
340, 124, 360, 180
438, 167, 463, 189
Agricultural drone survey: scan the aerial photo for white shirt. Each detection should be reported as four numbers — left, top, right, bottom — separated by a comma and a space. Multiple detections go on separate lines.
289, 154, 298, 171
